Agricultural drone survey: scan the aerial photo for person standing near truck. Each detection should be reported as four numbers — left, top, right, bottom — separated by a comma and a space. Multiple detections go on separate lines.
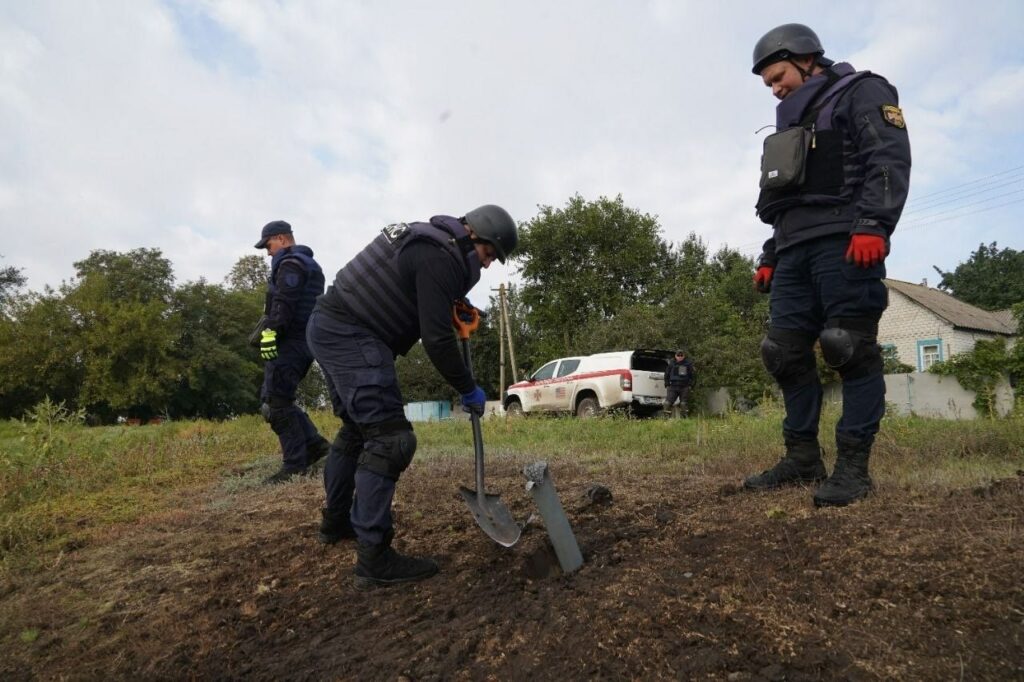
743, 24, 911, 507
664, 350, 695, 417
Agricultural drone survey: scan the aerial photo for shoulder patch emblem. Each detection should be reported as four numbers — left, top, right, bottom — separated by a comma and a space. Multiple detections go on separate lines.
881, 105, 905, 129
381, 222, 410, 244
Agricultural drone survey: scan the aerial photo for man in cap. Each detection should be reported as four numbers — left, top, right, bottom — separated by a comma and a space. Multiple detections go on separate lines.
664, 350, 695, 418
744, 24, 911, 507
255, 220, 331, 484
307, 205, 518, 588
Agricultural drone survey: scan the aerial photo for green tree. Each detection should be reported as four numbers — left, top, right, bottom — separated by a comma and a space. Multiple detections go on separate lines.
66, 249, 180, 421
515, 194, 676, 359
168, 280, 263, 419
929, 336, 1023, 416
0, 261, 26, 317
226, 255, 270, 292
933, 242, 1024, 310
572, 236, 773, 407
0, 289, 84, 418
882, 346, 914, 374
395, 342, 457, 402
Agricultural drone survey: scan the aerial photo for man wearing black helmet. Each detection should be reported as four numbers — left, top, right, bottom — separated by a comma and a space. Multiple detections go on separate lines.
307, 205, 518, 588
743, 24, 911, 507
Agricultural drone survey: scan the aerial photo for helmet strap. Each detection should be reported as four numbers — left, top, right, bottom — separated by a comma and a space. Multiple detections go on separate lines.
788, 57, 816, 82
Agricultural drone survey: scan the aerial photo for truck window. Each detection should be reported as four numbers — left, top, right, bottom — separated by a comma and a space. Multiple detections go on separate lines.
555, 359, 581, 378
532, 361, 557, 381
633, 352, 672, 372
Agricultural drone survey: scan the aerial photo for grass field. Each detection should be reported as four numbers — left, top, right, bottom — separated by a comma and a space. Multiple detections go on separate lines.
2, 402, 1022, 574
2, 404, 1023, 679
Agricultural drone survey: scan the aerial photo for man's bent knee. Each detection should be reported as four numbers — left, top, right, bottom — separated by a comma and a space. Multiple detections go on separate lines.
357, 420, 417, 480
333, 422, 364, 459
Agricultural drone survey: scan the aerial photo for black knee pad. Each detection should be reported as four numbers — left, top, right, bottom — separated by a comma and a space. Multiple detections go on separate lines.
333, 422, 364, 460
820, 319, 883, 380
760, 328, 818, 389
265, 397, 296, 433
357, 420, 417, 480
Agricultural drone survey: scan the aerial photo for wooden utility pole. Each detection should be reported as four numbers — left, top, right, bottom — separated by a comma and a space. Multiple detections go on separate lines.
500, 283, 518, 384
492, 283, 519, 389
498, 287, 506, 396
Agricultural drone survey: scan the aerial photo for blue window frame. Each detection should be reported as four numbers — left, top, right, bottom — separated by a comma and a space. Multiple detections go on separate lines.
916, 338, 944, 371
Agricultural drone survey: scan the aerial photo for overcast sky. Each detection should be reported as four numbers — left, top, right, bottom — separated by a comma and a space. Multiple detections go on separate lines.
2, 0, 1023, 301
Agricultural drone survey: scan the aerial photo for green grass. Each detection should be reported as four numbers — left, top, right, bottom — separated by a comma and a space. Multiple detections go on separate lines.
1, 406, 1022, 573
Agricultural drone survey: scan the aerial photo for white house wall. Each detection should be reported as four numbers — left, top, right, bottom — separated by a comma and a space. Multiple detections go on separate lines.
879, 289, 1012, 369
878, 290, 954, 369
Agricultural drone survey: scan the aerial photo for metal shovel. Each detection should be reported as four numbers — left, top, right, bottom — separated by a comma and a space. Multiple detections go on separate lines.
454, 313, 521, 547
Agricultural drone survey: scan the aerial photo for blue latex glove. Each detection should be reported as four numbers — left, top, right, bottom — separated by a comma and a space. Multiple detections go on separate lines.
456, 297, 475, 323
461, 385, 487, 415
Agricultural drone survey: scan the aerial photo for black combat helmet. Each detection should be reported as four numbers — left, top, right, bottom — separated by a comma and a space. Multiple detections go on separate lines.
751, 23, 834, 75
464, 204, 518, 264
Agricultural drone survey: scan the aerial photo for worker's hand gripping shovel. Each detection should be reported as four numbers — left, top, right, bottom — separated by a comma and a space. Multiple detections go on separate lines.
452, 300, 521, 548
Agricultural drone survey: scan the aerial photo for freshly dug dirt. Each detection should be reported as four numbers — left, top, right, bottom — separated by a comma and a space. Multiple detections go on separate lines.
1, 457, 1022, 681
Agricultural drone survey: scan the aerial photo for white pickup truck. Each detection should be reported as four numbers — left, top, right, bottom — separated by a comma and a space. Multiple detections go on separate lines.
503, 349, 674, 417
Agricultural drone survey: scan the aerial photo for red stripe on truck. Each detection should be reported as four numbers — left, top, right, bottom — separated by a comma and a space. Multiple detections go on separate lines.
508, 369, 631, 390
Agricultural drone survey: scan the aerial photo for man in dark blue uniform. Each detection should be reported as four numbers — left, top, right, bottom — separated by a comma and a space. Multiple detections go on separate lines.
255, 220, 330, 485
664, 350, 695, 417
742, 24, 911, 507
307, 205, 518, 588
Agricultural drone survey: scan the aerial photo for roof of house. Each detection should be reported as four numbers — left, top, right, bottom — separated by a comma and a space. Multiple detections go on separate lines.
883, 279, 1018, 335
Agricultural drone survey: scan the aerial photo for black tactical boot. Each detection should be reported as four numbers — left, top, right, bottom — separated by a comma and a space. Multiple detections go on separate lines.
262, 466, 308, 485
318, 508, 356, 545
743, 437, 827, 491
306, 437, 330, 470
352, 530, 438, 590
813, 435, 873, 507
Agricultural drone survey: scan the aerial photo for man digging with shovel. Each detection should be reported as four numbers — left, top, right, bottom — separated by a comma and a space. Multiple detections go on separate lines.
306, 205, 518, 588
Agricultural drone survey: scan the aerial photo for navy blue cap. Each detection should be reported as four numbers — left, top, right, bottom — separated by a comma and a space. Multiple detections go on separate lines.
255, 220, 292, 249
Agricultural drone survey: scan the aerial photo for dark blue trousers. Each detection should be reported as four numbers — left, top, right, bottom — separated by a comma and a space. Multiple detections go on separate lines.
306, 311, 407, 545
769, 235, 888, 444
261, 338, 323, 471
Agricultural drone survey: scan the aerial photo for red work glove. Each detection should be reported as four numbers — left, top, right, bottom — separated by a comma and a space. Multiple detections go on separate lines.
753, 266, 774, 293
845, 234, 887, 268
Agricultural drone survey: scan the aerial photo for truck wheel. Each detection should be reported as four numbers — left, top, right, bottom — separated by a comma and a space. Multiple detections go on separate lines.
505, 399, 524, 417
576, 396, 600, 418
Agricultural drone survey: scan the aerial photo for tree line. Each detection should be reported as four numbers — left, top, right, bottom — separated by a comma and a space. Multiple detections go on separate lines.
2, 195, 1021, 421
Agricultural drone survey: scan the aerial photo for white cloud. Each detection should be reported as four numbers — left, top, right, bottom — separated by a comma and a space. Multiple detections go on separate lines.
1, 0, 1022, 296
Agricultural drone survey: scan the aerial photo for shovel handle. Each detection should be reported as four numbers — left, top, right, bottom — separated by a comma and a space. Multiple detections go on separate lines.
460, 337, 487, 496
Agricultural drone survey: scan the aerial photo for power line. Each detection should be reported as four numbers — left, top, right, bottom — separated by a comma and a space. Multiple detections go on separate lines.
726, 165, 1024, 255
900, 187, 1024, 227
905, 164, 1024, 203
899, 195, 1024, 232
903, 174, 1024, 215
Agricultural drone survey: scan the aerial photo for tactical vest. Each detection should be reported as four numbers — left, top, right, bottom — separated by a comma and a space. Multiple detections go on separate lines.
756, 69, 875, 223
265, 246, 325, 337
323, 216, 481, 352
668, 360, 693, 386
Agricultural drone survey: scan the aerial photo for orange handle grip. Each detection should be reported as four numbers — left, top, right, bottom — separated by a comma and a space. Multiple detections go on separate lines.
452, 301, 480, 340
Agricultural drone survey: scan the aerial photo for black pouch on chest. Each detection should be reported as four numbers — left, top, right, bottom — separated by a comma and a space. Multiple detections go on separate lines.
759, 126, 813, 190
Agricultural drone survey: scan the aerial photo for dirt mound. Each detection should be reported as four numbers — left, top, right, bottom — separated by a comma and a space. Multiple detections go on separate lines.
2, 462, 1022, 680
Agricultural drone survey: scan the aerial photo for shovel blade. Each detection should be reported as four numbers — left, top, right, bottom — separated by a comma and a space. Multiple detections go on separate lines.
458, 485, 522, 547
